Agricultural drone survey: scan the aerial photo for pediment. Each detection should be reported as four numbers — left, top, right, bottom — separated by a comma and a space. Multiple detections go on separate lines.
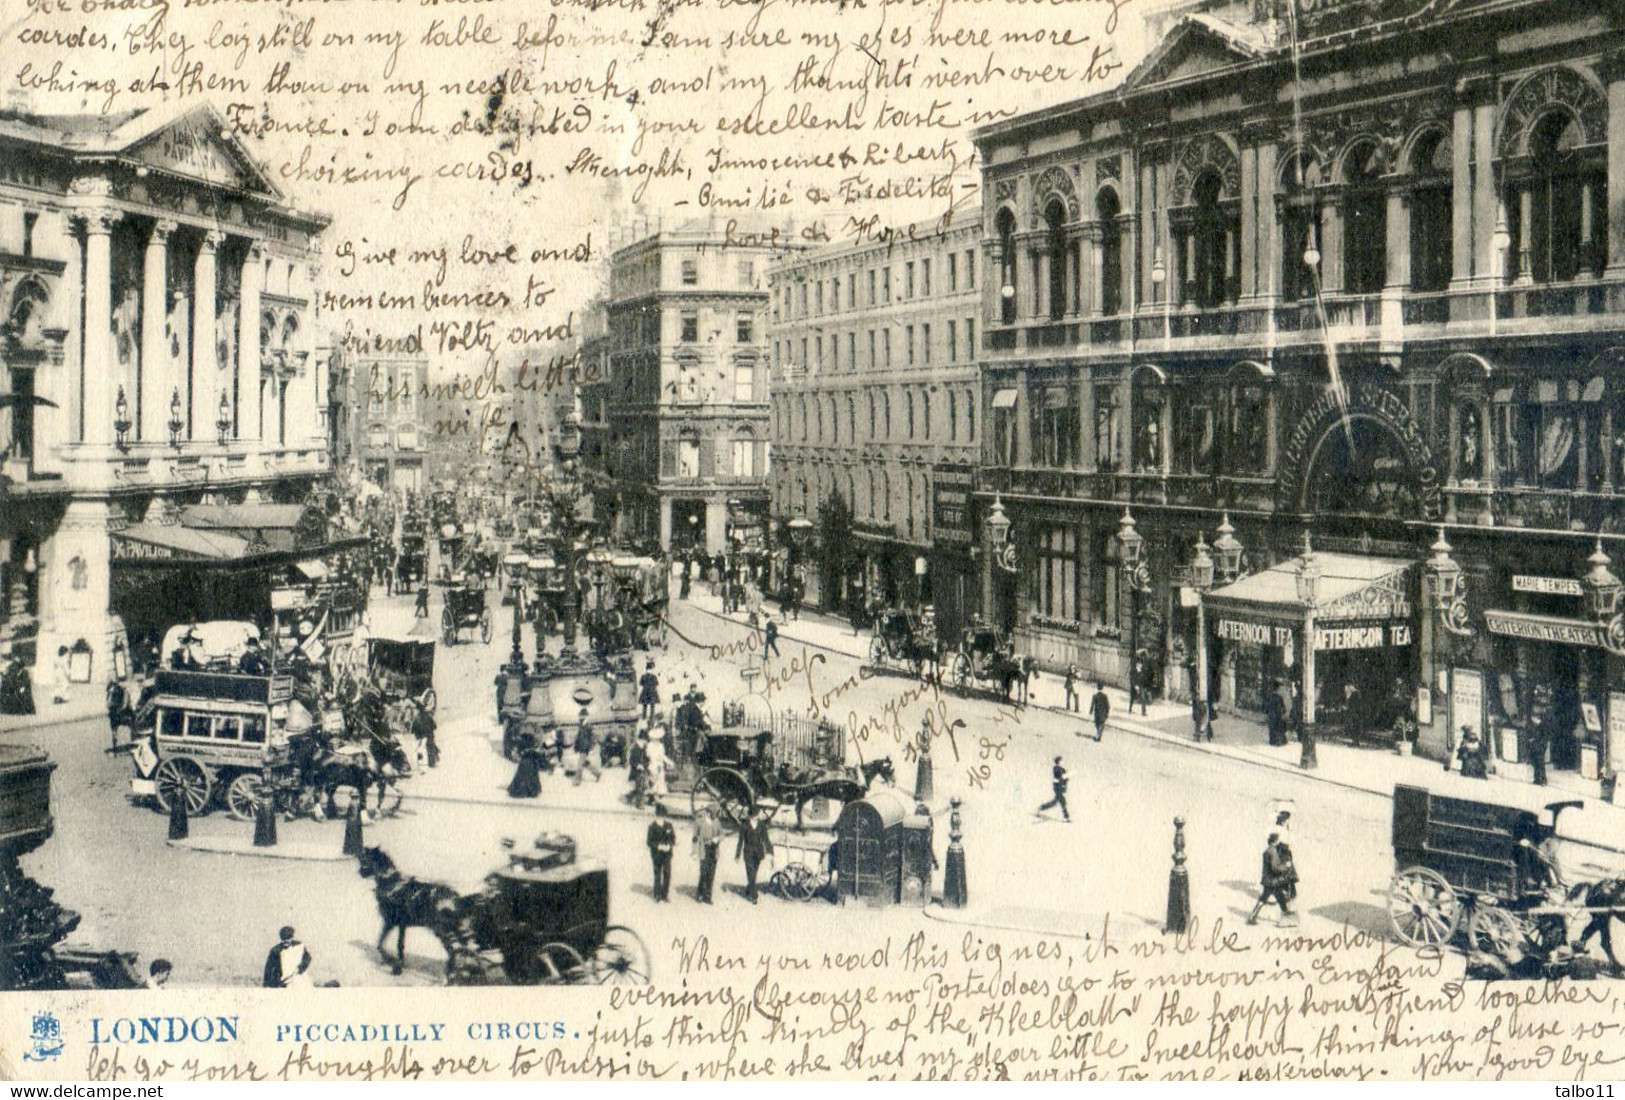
114, 105, 280, 199
1124, 19, 1262, 91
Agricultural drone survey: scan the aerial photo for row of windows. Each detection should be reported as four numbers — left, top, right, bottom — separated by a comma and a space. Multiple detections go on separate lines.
777, 318, 977, 374
774, 386, 978, 447
777, 465, 933, 540
672, 361, 761, 403
158, 708, 268, 743
680, 257, 758, 289
776, 250, 977, 321
1453, 376, 1625, 492
664, 433, 769, 480
679, 310, 757, 344
1030, 523, 1119, 629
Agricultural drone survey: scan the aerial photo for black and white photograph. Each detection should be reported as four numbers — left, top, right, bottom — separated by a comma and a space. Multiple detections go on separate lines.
3, 0, 1625, 1083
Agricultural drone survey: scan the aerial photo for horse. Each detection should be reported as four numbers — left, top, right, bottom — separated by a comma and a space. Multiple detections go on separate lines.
998, 654, 1036, 706
356, 846, 466, 978
1567, 878, 1625, 972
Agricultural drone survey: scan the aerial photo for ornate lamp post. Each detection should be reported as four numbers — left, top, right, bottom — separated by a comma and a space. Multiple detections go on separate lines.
1189, 534, 1214, 718
167, 388, 184, 447
1582, 540, 1625, 655
787, 514, 813, 593
215, 390, 232, 447
1422, 529, 1473, 637
986, 494, 1015, 574
1117, 509, 1152, 712
113, 386, 132, 450
1295, 535, 1321, 770
1212, 514, 1244, 586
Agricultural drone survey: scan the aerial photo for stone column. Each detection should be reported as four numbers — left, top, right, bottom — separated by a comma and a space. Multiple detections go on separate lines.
1607, 57, 1625, 276
1319, 199, 1344, 294
81, 210, 119, 446
1516, 187, 1534, 285
192, 230, 223, 441
1473, 101, 1498, 286
1451, 102, 1475, 288
1240, 147, 1259, 299
240, 244, 264, 441
1257, 144, 1279, 302
1013, 368, 1030, 466
1035, 249, 1050, 319
659, 494, 673, 550
140, 219, 175, 444
1385, 191, 1411, 289
1138, 156, 1158, 307
1090, 232, 1105, 314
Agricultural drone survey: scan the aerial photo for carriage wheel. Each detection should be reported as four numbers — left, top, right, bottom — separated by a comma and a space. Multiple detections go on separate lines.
479, 610, 493, 644
536, 942, 587, 984
776, 862, 820, 902
590, 926, 651, 984
691, 767, 754, 829
446, 948, 495, 986
657, 617, 669, 650
441, 608, 456, 646
1467, 905, 1526, 964
951, 653, 972, 690
867, 636, 886, 668
154, 758, 212, 816
225, 773, 267, 822
1387, 866, 1462, 947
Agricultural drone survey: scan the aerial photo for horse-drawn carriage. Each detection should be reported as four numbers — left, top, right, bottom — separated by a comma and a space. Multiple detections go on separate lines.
357, 837, 649, 986
866, 607, 939, 679
368, 637, 437, 713
581, 555, 668, 653
441, 584, 492, 646
686, 722, 893, 831
947, 621, 1033, 702
1386, 784, 1625, 975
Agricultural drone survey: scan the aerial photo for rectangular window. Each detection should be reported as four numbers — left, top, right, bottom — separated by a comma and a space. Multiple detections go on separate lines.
832, 277, 841, 310
678, 438, 700, 478
966, 318, 975, 356
948, 320, 958, 362
868, 330, 876, 369
815, 335, 824, 372
965, 250, 976, 288
678, 365, 698, 400
160, 709, 183, 738
734, 363, 754, 402
906, 325, 915, 366
682, 259, 698, 285
868, 269, 877, 305
883, 329, 892, 368
1093, 529, 1120, 629
732, 439, 758, 477
1093, 384, 1120, 472
736, 312, 754, 343
922, 258, 932, 296
848, 273, 857, 308
1034, 386, 1079, 468
680, 311, 698, 342
184, 712, 214, 740
847, 332, 856, 372
906, 262, 916, 299
882, 268, 892, 303
922, 323, 932, 365
816, 282, 824, 314
1032, 525, 1081, 621
738, 261, 755, 287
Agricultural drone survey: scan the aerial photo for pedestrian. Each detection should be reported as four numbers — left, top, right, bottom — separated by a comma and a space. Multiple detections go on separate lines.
145, 958, 173, 989
1064, 665, 1081, 712
647, 803, 676, 903
1527, 715, 1549, 786
1089, 682, 1110, 742
1264, 680, 1286, 746
1247, 832, 1298, 926
0, 647, 36, 716
507, 732, 543, 798
413, 700, 439, 769
574, 709, 602, 785
645, 727, 669, 803
638, 660, 660, 721
1453, 726, 1491, 779
692, 806, 723, 903
763, 618, 780, 659
50, 645, 71, 704
1036, 755, 1071, 822
414, 585, 430, 619
106, 677, 133, 747
679, 561, 692, 600
736, 805, 775, 903
262, 926, 313, 988
237, 636, 269, 677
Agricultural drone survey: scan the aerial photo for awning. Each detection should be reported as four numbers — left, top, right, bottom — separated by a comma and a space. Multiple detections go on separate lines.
293, 559, 329, 580
991, 388, 1018, 409
1205, 553, 1414, 623
112, 523, 249, 562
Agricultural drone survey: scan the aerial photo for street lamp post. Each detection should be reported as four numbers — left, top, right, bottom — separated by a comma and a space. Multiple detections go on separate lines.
1422, 528, 1474, 764
1295, 535, 1321, 770
1117, 509, 1151, 714
1189, 534, 1214, 723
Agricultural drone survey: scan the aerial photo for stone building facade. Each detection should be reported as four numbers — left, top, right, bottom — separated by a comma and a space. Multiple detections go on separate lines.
767, 214, 983, 636
973, 0, 1625, 790
0, 103, 329, 683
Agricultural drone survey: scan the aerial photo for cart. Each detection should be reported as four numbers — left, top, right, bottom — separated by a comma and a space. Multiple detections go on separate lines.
866, 607, 939, 679
1386, 784, 1623, 972
947, 622, 1030, 699
441, 585, 492, 646
447, 834, 650, 985
369, 638, 437, 713
142, 667, 299, 819
685, 720, 889, 831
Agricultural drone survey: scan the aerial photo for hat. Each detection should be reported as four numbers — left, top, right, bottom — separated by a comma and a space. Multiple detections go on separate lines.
1267, 832, 1280, 843
182, 627, 200, 641
1054, 755, 1063, 763
279, 926, 296, 941
646, 660, 655, 669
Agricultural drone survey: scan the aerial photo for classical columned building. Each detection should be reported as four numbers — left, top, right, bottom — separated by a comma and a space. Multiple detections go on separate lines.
974, 0, 1625, 793
767, 215, 983, 634
588, 221, 795, 557
0, 103, 330, 683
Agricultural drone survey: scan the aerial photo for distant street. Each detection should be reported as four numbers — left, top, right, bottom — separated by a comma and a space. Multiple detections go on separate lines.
3, 584, 1491, 987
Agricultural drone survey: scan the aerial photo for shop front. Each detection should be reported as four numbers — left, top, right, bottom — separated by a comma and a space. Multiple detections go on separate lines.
929, 464, 977, 643
1201, 552, 1418, 743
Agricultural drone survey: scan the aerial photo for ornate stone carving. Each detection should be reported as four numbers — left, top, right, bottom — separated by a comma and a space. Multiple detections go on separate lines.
150, 218, 179, 243
1295, 97, 1448, 179
69, 176, 113, 198
199, 229, 226, 251
1030, 165, 1079, 221
1170, 134, 1240, 205
1498, 66, 1607, 158
993, 177, 1019, 208
1095, 155, 1122, 191
81, 209, 121, 235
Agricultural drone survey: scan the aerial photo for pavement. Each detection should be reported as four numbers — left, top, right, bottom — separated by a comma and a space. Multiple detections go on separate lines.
682, 589, 1625, 864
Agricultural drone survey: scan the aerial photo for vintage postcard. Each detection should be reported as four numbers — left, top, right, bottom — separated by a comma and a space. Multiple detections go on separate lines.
2, 0, 1625, 1083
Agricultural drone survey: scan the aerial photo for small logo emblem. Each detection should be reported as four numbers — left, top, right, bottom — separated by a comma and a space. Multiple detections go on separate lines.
24, 1011, 63, 1062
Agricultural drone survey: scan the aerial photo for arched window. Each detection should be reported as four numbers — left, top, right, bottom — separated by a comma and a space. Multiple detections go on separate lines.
996, 207, 1018, 324
1044, 199, 1068, 320
1096, 189, 1122, 316
797, 395, 808, 441
1342, 143, 1387, 294
1511, 112, 1607, 283
1187, 172, 1236, 307
1409, 130, 1453, 292
1130, 367, 1167, 474
880, 470, 891, 522
1225, 379, 1270, 475
1279, 156, 1322, 304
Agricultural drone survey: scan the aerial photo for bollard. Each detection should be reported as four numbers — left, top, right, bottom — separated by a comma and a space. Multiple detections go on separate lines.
941, 797, 968, 908
342, 797, 364, 857
914, 745, 934, 804
253, 787, 278, 848
167, 789, 189, 841
1164, 816, 1190, 935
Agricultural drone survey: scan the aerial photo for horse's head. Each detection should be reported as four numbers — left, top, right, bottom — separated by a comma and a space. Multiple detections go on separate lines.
357, 846, 390, 879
